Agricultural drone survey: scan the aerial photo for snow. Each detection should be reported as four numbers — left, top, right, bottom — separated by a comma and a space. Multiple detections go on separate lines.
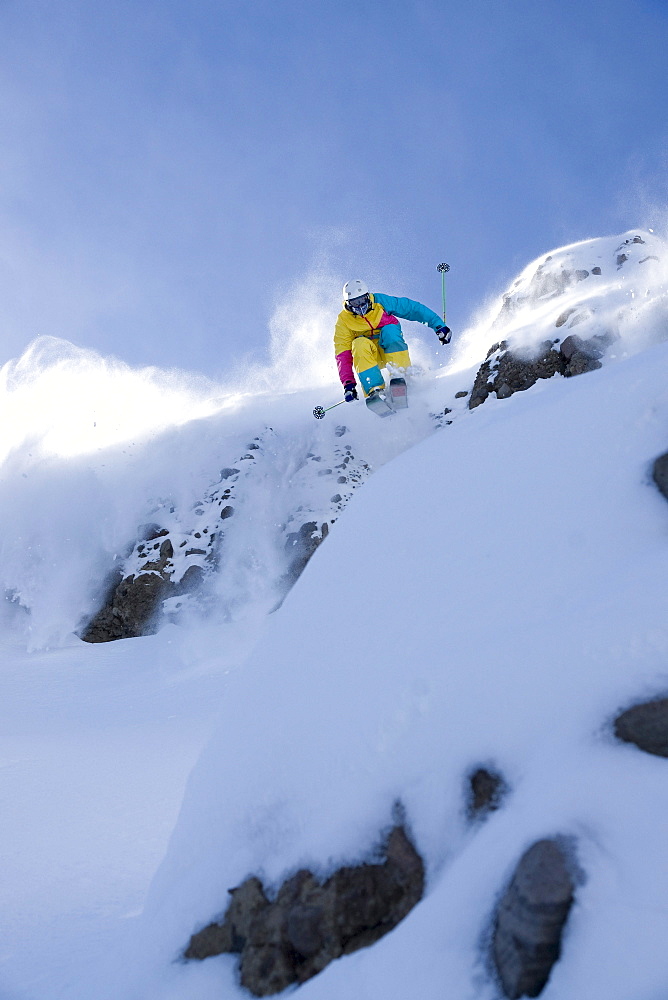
2, 229, 668, 999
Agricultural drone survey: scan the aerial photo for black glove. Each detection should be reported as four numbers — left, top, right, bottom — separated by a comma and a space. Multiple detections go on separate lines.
343, 381, 358, 402
436, 325, 452, 345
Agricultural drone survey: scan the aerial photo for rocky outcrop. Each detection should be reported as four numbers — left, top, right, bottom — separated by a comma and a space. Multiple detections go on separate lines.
469, 330, 618, 410
559, 332, 616, 377
469, 339, 563, 409
185, 825, 424, 996
465, 234, 653, 411
652, 453, 668, 503
283, 521, 329, 590
467, 766, 508, 819
80, 524, 194, 642
614, 697, 668, 757
492, 839, 576, 999
81, 430, 372, 642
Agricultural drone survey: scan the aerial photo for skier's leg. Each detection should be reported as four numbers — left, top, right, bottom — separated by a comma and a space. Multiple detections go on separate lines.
378, 327, 411, 372
352, 337, 385, 397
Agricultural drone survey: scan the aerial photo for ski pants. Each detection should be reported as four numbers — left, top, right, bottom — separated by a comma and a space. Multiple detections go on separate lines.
352, 328, 411, 397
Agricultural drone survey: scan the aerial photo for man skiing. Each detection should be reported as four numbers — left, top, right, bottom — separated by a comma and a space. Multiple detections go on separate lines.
334, 279, 451, 413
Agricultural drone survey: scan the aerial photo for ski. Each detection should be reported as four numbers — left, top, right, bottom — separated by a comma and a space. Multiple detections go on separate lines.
389, 377, 408, 409
365, 388, 394, 418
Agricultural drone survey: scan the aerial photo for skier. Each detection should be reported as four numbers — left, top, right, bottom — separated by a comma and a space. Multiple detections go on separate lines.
334, 280, 451, 412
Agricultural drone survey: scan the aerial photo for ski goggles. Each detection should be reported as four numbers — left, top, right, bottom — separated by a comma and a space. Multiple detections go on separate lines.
345, 293, 372, 316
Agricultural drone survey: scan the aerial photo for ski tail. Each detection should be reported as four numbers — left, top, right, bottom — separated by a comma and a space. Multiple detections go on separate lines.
389, 377, 408, 409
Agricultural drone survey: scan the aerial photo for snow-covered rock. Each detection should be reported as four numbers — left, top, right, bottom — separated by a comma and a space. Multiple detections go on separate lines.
457, 228, 668, 409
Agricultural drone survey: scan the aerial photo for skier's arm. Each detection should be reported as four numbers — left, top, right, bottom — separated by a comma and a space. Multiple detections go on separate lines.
334, 317, 355, 385
373, 293, 443, 331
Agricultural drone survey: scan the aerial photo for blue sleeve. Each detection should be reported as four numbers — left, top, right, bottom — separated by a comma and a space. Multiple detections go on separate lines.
373, 293, 443, 330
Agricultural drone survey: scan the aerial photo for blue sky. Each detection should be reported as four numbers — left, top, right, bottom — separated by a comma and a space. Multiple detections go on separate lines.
0, 0, 666, 379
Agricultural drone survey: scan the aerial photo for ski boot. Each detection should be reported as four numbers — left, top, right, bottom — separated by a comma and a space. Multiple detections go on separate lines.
365, 386, 394, 417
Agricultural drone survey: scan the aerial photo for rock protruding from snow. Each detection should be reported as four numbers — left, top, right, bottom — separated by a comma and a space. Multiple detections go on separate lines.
467, 766, 508, 819
465, 230, 666, 411
279, 521, 329, 601
492, 839, 576, 999
652, 453, 668, 503
80, 569, 170, 643
469, 340, 563, 409
185, 825, 424, 996
80, 526, 203, 643
614, 697, 668, 757
81, 428, 372, 641
468, 331, 620, 410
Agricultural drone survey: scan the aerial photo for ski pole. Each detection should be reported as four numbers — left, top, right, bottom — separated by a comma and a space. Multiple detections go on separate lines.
437, 262, 450, 324
313, 399, 346, 420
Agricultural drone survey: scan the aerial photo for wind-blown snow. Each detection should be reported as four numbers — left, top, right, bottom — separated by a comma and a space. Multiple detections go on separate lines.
2, 229, 668, 1000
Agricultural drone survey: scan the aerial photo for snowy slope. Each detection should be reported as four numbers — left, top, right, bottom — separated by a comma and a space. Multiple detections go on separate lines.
119, 341, 668, 1000
1, 230, 668, 1000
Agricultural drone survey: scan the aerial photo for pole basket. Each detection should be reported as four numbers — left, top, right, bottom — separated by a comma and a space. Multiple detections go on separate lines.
437, 262, 450, 273
313, 405, 326, 419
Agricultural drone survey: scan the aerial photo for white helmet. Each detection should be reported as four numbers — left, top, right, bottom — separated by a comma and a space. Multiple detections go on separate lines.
342, 279, 372, 316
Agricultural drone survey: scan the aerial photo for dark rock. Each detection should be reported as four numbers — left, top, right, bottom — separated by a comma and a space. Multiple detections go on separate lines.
469, 340, 564, 410
467, 767, 507, 819
334, 425, 348, 437
559, 332, 617, 377
469, 359, 494, 409
616, 253, 628, 268
287, 903, 326, 959
139, 538, 173, 570
493, 839, 576, 999
240, 943, 296, 997
176, 564, 205, 594
186, 825, 424, 997
80, 571, 172, 642
591, 266, 602, 275
220, 467, 240, 479
220, 505, 234, 519
138, 523, 169, 541
283, 521, 329, 589
455, 390, 468, 398
614, 697, 668, 757
652, 453, 668, 502
186, 877, 270, 959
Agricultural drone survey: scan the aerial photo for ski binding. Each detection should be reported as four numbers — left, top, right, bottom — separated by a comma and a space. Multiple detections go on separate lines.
365, 388, 394, 417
